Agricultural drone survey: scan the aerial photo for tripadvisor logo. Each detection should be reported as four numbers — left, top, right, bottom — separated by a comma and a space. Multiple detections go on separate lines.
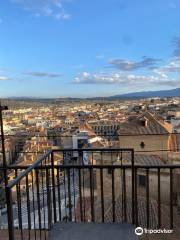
135, 227, 143, 236
135, 227, 173, 235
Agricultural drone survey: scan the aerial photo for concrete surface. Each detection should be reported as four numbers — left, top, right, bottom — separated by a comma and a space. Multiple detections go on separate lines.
49, 222, 138, 240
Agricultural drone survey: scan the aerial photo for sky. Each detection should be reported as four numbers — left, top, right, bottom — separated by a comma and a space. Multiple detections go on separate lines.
0, 0, 180, 98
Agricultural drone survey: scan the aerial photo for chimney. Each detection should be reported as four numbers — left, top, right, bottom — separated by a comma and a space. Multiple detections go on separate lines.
141, 118, 148, 127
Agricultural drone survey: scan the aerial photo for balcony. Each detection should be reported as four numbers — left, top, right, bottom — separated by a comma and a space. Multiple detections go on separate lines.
1, 148, 180, 239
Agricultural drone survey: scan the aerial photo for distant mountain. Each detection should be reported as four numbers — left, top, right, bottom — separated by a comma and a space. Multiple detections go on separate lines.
112, 88, 180, 99
3, 88, 180, 102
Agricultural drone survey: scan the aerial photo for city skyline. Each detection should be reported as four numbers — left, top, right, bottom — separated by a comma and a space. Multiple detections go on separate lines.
0, 0, 180, 97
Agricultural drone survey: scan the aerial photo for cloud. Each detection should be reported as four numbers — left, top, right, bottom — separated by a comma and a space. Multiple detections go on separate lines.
74, 71, 155, 85
173, 37, 180, 57
153, 59, 180, 75
73, 71, 180, 88
74, 72, 123, 84
11, 0, 71, 20
0, 76, 10, 80
25, 71, 62, 78
109, 56, 161, 71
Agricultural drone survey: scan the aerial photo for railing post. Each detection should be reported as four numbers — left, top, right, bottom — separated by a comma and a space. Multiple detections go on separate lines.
51, 151, 57, 223
46, 168, 52, 229
170, 169, 173, 229
131, 149, 135, 225
67, 168, 72, 221
6, 186, 14, 240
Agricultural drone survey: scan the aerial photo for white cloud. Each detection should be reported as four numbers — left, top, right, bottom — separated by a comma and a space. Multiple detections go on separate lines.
73, 54, 180, 90
0, 76, 10, 81
152, 59, 180, 81
11, 0, 71, 20
74, 71, 180, 88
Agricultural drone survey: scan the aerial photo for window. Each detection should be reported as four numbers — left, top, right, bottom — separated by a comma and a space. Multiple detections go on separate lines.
140, 141, 145, 149
138, 175, 146, 187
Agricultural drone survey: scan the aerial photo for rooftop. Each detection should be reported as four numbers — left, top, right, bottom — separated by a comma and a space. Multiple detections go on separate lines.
119, 112, 172, 135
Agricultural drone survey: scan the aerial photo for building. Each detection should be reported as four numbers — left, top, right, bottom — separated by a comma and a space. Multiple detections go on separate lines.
118, 112, 173, 161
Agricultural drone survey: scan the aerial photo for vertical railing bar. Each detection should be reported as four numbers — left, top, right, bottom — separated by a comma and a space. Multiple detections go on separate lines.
123, 168, 127, 223
44, 156, 48, 240
134, 168, 138, 226
146, 168, 149, 229
82, 154, 86, 221
51, 152, 57, 223
63, 166, 68, 222
35, 169, 42, 240
26, 175, 31, 240
46, 168, 52, 229
31, 171, 37, 240
57, 167, 62, 221
92, 151, 94, 166
6, 187, 15, 240
40, 163, 46, 240
89, 167, 94, 222
112, 167, 115, 222
170, 169, 173, 229
78, 169, 83, 222
131, 150, 135, 224
158, 168, 161, 228
17, 180, 23, 240
100, 168, 104, 222
72, 166, 77, 222
120, 151, 123, 223
67, 168, 72, 221
111, 151, 113, 164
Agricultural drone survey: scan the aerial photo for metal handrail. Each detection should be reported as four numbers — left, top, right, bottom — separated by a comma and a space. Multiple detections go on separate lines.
6, 150, 52, 189
4, 148, 180, 240
6, 148, 134, 189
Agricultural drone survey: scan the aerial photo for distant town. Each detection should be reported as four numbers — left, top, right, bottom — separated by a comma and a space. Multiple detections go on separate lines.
1, 96, 180, 167
1, 96, 180, 239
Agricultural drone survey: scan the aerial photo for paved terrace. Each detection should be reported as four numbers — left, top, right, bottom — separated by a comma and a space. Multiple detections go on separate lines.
49, 222, 138, 240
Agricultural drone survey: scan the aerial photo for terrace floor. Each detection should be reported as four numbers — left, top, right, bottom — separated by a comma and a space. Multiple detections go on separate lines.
0, 229, 48, 240
49, 222, 138, 240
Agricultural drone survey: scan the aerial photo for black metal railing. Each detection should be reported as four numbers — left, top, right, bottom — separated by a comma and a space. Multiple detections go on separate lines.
1, 132, 180, 168
3, 148, 180, 240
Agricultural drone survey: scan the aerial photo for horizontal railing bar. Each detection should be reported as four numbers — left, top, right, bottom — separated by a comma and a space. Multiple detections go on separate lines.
2, 149, 180, 154
6, 164, 180, 190
5, 147, 180, 190
6, 150, 52, 189
37, 164, 180, 169
51, 148, 134, 152
2, 164, 180, 171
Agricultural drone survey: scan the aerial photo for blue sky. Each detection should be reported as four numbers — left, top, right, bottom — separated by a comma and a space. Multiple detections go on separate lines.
0, 0, 180, 97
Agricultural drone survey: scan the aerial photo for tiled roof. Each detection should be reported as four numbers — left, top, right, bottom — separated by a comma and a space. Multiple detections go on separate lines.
100, 196, 158, 229
94, 195, 176, 230
123, 154, 165, 166
119, 112, 170, 135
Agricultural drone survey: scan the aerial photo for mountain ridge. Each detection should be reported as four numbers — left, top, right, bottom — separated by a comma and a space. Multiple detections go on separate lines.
111, 88, 180, 99
2, 88, 180, 101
